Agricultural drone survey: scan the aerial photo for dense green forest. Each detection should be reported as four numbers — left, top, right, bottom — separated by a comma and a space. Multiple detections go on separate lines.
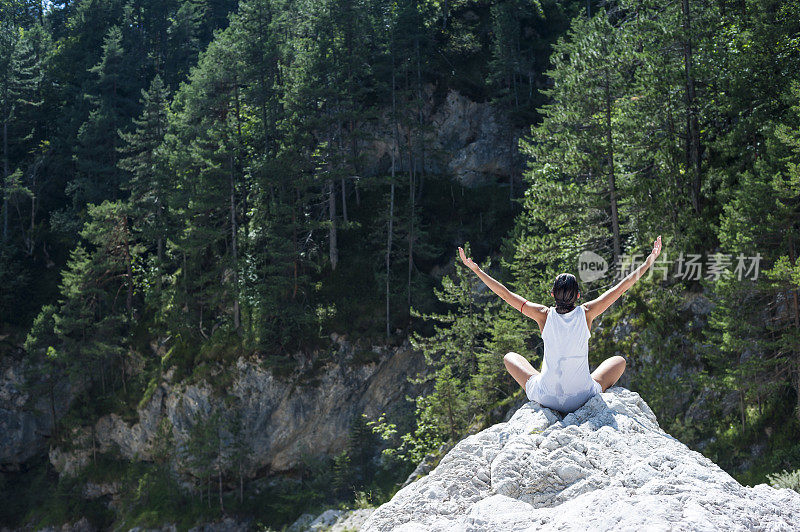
1, 0, 800, 529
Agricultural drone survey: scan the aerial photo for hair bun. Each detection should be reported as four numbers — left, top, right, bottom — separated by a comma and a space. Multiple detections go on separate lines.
552, 273, 579, 313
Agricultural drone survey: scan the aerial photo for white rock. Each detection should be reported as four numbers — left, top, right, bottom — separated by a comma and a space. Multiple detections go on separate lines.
363, 387, 800, 531
309, 509, 344, 529
329, 509, 375, 531
290, 508, 375, 531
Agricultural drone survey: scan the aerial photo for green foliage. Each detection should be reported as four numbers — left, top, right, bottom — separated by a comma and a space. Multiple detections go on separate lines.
409, 244, 503, 441
767, 469, 800, 493
368, 407, 443, 473
5, 0, 800, 526
23, 200, 142, 426
69, 25, 137, 207
368, 238, 532, 468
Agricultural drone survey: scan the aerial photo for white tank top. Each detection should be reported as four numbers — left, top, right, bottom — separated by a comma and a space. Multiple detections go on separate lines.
534, 305, 597, 413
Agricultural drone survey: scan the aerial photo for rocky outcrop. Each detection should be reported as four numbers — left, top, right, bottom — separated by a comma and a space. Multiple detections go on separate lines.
363, 387, 800, 531
50, 337, 425, 477
357, 84, 525, 188
289, 508, 376, 532
0, 350, 74, 468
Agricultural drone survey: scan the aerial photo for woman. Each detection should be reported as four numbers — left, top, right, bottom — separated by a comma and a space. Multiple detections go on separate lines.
458, 236, 662, 414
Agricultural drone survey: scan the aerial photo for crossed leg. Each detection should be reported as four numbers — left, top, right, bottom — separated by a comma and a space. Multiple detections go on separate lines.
503, 352, 539, 390
590, 355, 626, 392
504, 352, 626, 394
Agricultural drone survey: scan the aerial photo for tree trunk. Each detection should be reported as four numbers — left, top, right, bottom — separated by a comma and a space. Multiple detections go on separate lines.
232, 74, 243, 331
415, 34, 426, 185
604, 71, 621, 265
335, 99, 348, 224
122, 216, 133, 314
230, 154, 240, 330
292, 194, 298, 298
121, 354, 127, 395
329, 180, 338, 270
49, 380, 58, 440
681, 0, 702, 213
350, 115, 360, 206
787, 230, 800, 421
91, 424, 97, 464
387, 179, 395, 339
387, 43, 399, 340
3, 120, 8, 243
341, 176, 348, 223
446, 387, 456, 442
112, 78, 118, 200
157, 234, 163, 291
739, 388, 746, 433
218, 465, 223, 511
407, 128, 415, 313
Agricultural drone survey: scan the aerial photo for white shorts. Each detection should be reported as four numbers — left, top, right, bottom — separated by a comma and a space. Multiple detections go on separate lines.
525, 374, 602, 404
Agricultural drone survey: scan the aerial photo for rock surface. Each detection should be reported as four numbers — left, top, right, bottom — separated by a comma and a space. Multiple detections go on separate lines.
49, 337, 424, 477
363, 387, 800, 531
357, 84, 525, 188
2, 84, 515, 470
0, 350, 74, 467
289, 508, 376, 532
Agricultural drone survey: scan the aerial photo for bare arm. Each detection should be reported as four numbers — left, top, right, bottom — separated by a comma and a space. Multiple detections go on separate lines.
458, 247, 549, 328
584, 236, 663, 325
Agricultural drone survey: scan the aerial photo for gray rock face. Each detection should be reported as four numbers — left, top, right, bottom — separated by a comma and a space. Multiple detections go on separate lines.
3, 85, 515, 469
33, 517, 96, 532
363, 387, 800, 531
357, 85, 525, 188
289, 509, 376, 532
0, 352, 73, 467
50, 338, 424, 477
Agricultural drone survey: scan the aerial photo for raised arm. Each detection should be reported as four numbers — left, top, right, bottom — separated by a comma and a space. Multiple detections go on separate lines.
458, 247, 549, 328
584, 236, 662, 325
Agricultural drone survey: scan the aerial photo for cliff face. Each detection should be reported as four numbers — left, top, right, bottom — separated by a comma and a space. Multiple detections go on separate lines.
363, 387, 800, 531
0, 349, 74, 467
47, 337, 425, 478
356, 83, 525, 188
1, 84, 521, 472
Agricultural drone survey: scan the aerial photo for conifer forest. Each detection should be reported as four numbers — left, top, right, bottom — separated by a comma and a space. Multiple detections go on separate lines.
1, 0, 799, 529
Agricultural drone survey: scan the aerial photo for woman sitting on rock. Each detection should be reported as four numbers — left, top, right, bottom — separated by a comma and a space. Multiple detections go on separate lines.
457, 236, 662, 414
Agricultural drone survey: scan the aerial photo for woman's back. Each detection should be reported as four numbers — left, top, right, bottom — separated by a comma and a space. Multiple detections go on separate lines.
529, 304, 600, 413
457, 237, 662, 415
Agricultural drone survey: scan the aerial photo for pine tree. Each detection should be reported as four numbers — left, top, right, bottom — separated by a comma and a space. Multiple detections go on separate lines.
163, 26, 244, 338
409, 244, 503, 441
117, 74, 172, 294
70, 26, 138, 207
332, 449, 352, 498
0, 24, 41, 245
708, 80, 800, 423
165, 0, 207, 89
23, 306, 65, 440
182, 407, 218, 506
25, 200, 141, 401
487, 0, 543, 116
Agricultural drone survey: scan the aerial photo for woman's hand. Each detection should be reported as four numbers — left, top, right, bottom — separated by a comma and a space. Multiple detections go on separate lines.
647, 235, 662, 263
458, 246, 480, 272
585, 235, 663, 322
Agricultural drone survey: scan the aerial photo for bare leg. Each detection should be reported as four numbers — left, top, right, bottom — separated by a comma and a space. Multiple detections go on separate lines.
591, 355, 626, 392
504, 352, 539, 389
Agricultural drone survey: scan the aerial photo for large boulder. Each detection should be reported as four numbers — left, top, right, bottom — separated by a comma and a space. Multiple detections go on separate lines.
363, 387, 800, 531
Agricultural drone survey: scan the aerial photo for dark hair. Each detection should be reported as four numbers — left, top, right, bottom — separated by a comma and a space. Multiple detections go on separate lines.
552, 273, 579, 313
